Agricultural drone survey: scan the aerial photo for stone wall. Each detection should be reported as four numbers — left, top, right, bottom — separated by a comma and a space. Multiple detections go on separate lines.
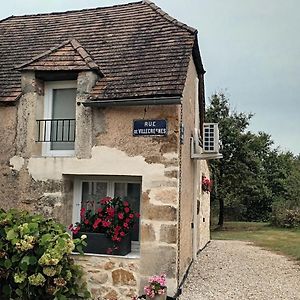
75, 255, 140, 300
0, 105, 17, 163
0, 105, 19, 210
92, 104, 180, 295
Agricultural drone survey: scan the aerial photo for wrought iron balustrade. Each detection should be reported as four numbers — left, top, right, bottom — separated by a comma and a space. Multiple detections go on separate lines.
36, 119, 76, 142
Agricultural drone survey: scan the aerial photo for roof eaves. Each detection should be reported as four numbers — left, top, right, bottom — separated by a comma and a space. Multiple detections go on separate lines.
192, 34, 206, 75
142, 0, 197, 34
83, 95, 182, 107
0, 92, 22, 104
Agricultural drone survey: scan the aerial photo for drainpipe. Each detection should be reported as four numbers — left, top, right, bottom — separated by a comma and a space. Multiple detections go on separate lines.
192, 160, 199, 260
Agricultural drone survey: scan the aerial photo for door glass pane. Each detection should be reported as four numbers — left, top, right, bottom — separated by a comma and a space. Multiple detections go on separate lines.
81, 182, 108, 218
51, 88, 76, 150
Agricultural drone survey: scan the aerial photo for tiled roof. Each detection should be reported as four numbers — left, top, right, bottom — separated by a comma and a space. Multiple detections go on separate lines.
0, 0, 204, 103
15, 39, 102, 74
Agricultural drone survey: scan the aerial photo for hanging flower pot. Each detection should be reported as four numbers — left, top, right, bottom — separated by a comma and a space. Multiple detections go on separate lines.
145, 292, 167, 300
202, 176, 213, 193
144, 274, 167, 300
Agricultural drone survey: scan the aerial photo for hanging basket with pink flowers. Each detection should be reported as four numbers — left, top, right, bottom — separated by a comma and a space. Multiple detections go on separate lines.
202, 176, 213, 193
144, 274, 167, 300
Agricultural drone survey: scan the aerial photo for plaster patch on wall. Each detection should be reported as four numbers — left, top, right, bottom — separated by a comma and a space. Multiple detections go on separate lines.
148, 188, 178, 207
27, 146, 167, 190
162, 152, 178, 160
9, 156, 25, 171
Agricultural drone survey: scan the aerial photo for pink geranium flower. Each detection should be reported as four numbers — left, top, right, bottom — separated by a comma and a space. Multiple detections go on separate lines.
144, 274, 167, 298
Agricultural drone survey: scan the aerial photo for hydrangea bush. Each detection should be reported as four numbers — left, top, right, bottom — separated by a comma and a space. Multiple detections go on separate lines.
0, 209, 91, 299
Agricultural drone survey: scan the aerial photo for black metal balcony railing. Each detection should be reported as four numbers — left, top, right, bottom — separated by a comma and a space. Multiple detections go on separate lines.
36, 119, 76, 143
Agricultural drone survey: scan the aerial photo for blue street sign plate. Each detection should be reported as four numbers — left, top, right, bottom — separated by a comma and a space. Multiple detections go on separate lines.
133, 119, 167, 136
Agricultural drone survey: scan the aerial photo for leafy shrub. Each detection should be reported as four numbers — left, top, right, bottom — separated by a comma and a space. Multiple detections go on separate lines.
0, 209, 91, 299
271, 202, 300, 228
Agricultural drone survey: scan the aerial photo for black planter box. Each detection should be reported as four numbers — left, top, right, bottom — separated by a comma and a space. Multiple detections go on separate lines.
74, 232, 131, 256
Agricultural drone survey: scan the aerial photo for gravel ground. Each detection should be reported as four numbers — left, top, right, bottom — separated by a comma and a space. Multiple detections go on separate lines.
179, 240, 300, 300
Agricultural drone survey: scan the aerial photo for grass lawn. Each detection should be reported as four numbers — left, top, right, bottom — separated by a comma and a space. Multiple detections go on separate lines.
211, 222, 300, 261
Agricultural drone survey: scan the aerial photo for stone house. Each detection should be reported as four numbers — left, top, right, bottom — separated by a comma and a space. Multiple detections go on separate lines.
0, 1, 220, 299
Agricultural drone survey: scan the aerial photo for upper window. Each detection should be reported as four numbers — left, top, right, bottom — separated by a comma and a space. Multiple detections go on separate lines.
37, 81, 77, 156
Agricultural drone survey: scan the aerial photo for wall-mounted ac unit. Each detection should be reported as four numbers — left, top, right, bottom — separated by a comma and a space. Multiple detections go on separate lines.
190, 123, 222, 160
203, 123, 220, 153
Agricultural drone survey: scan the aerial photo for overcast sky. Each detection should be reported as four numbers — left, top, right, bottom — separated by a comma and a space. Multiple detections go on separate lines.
1, 0, 299, 154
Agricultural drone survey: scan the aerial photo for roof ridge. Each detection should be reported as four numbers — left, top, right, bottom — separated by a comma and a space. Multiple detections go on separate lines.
2, 2, 143, 20
142, 0, 197, 35
0, 15, 14, 24
15, 39, 103, 75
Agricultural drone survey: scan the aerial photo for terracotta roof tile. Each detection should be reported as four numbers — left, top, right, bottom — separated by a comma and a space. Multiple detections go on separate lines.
15, 39, 102, 75
0, 1, 204, 103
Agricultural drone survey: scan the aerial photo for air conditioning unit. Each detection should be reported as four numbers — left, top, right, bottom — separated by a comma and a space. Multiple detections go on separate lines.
190, 123, 222, 160
203, 123, 220, 153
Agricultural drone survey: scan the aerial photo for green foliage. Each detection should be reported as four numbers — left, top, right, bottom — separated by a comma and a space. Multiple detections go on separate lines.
207, 92, 300, 225
269, 154, 300, 227
271, 204, 300, 228
0, 209, 91, 300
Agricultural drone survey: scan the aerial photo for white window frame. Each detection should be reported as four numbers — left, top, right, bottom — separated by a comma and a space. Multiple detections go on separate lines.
43, 81, 77, 157
73, 176, 142, 236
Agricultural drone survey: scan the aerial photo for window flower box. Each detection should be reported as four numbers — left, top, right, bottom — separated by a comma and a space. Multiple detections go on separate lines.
74, 232, 131, 256
70, 196, 139, 256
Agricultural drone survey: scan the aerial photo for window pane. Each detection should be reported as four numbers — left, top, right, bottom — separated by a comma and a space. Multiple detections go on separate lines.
114, 182, 127, 198
51, 88, 76, 150
114, 182, 141, 241
127, 183, 141, 241
81, 182, 108, 217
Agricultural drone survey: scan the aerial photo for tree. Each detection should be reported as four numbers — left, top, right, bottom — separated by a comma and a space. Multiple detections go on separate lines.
206, 93, 273, 226
206, 93, 252, 225
207, 92, 300, 227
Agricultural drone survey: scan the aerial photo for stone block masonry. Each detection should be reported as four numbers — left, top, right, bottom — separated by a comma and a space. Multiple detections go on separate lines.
75, 255, 140, 300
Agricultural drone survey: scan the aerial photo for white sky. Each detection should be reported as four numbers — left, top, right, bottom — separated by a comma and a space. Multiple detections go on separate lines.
1, 0, 299, 154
